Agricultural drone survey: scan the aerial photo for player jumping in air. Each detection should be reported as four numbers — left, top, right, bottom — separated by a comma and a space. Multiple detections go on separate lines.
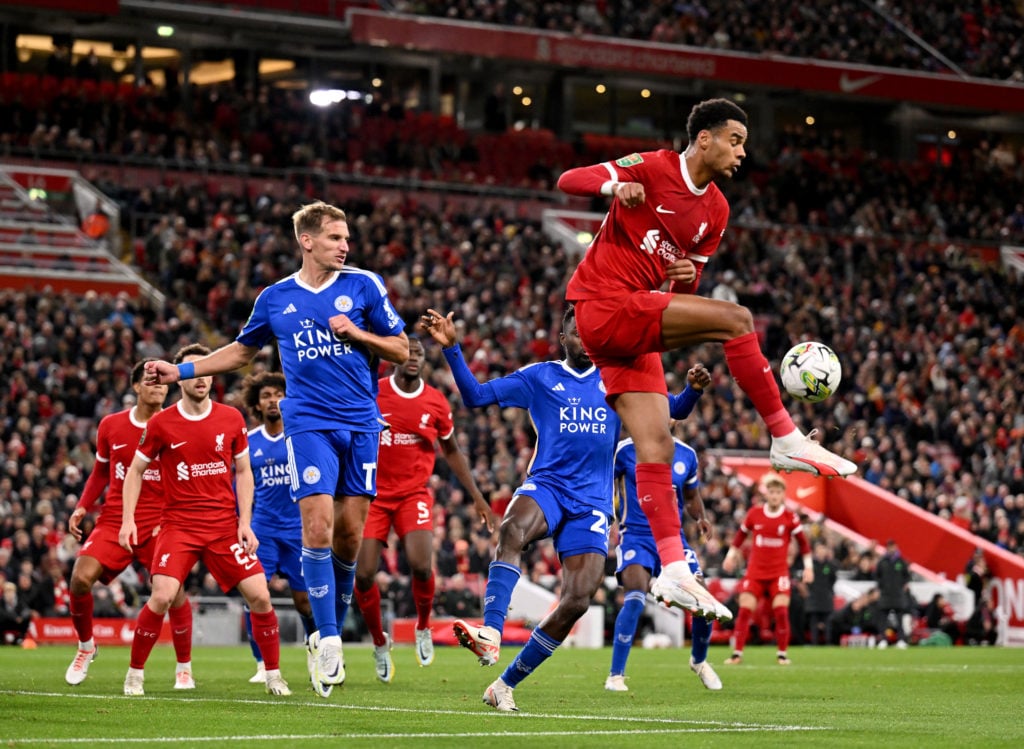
558, 97, 855, 621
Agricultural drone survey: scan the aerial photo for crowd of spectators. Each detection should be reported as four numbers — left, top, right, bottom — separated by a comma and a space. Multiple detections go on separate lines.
408, 0, 1024, 81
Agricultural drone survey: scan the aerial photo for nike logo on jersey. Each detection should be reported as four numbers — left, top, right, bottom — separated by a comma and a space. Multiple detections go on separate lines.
762, 365, 772, 373
282, 303, 297, 314
244, 560, 259, 570
797, 486, 815, 499
170, 441, 188, 449
655, 204, 675, 214
112, 443, 127, 450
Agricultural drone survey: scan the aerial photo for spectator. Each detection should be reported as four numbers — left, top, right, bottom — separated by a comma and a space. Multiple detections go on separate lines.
1, 580, 32, 645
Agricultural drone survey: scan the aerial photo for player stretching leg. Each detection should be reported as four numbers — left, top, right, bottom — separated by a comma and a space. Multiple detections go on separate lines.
65, 359, 193, 688
559, 98, 855, 618
606, 364, 723, 692
353, 336, 494, 683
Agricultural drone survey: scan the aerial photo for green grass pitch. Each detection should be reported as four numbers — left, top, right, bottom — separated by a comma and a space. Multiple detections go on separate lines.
3, 642, 1024, 747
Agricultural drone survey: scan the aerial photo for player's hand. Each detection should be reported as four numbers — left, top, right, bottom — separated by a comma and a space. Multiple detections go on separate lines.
686, 363, 711, 391
694, 517, 712, 543
69, 507, 87, 541
238, 524, 259, 556
329, 313, 363, 343
151, 524, 161, 538
473, 496, 497, 533
118, 520, 137, 552
613, 182, 645, 208
802, 567, 814, 585
144, 359, 180, 385
421, 309, 457, 347
721, 550, 738, 575
664, 257, 697, 283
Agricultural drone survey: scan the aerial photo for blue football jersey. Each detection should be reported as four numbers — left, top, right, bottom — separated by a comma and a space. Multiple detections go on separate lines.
248, 425, 301, 534
236, 268, 405, 434
614, 437, 699, 534
490, 360, 620, 504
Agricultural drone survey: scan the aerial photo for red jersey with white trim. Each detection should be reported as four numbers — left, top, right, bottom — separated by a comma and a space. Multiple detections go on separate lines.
135, 400, 249, 536
91, 408, 163, 534
376, 375, 454, 500
561, 149, 730, 299
731, 504, 809, 579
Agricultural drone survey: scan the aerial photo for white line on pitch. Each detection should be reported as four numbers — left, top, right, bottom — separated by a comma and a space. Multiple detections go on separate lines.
2, 689, 825, 732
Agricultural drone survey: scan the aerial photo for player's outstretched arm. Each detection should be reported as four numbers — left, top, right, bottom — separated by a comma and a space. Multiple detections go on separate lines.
146, 341, 259, 384
422, 309, 499, 408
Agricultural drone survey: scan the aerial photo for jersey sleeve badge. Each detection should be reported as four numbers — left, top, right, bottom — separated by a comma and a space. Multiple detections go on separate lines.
615, 153, 643, 167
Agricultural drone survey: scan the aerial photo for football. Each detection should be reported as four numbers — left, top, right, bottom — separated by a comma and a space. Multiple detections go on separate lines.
779, 341, 842, 403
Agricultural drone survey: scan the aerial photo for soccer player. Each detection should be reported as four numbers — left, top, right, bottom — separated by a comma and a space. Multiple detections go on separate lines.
143, 201, 408, 697
605, 364, 723, 693
119, 344, 290, 696
64, 359, 194, 688
557, 97, 855, 619
721, 471, 812, 666
239, 372, 317, 684
353, 336, 495, 683
422, 306, 618, 712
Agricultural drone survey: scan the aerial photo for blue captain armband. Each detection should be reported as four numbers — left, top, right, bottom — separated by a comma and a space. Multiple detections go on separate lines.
176, 361, 196, 381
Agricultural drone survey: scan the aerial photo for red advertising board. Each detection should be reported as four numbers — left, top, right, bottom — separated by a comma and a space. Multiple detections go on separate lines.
34, 617, 173, 646
348, 9, 1024, 113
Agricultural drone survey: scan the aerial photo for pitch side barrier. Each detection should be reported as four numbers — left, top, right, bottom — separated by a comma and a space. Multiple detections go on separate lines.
722, 456, 1024, 646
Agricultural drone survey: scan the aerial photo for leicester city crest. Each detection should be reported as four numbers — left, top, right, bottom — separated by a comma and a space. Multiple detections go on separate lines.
334, 295, 354, 313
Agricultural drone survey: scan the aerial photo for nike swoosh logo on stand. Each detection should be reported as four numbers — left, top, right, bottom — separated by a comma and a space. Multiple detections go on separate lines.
838, 73, 882, 93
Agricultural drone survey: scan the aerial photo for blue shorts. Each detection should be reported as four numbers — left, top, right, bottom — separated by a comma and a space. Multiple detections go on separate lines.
615, 530, 703, 578
251, 525, 306, 591
513, 479, 611, 559
286, 429, 379, 500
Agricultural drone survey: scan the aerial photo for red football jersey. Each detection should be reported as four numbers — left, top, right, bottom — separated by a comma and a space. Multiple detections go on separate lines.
561, 149, 730, 299
376, 375, 454, 500
135, 400, 249, 536
91, 408, 164, 534
732, 504, 808, 579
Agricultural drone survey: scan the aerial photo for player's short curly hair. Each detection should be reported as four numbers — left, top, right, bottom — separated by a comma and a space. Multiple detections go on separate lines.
172, 343, 211, 365
686, 98, 748, 141
240, 371, 287, 419
130, 358, 158, 385
292, 201, 348, 243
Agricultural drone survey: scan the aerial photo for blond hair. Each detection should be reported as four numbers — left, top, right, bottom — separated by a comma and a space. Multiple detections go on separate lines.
292, 201, 347, 243
759, 471, 787, 491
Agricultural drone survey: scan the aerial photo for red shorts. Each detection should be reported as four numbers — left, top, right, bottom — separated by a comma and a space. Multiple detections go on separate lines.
737, 574, 792, 600
363, 491, 434, 542
151, 526, 264, 593
574, 293, 672, 397
78, 522, 159, 584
